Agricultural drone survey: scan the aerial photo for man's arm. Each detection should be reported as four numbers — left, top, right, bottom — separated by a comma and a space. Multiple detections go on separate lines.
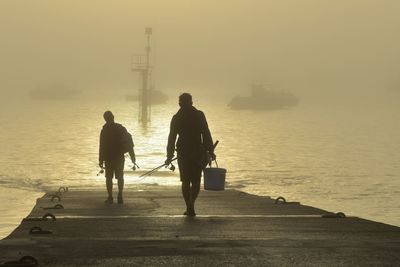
128, 144, 136, 164
99, 130, 104, 168
121, 126, 136, 163
200, 112, 214, 153
166, 116, 178, 163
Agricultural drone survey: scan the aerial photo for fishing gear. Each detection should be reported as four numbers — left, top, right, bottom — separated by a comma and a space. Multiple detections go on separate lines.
203, 140, 219, 167
131, 162, 140, 171
213, 140, 219, 149
96, 168, 104, 176
139, 157, 177, 178
96, 161, 139, 176
169, 162, 176, 171
139, 140, 219, 178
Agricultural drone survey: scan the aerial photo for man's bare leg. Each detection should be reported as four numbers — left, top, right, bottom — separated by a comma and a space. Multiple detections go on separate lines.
181, 181, 191, 213
117, 178, 124, 204
189, 180, 201, 215
105, 177, 113, 203
117, 178, 124, 195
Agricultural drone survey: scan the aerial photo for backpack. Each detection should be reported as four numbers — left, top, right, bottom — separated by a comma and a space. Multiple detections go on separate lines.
121, 130, 134, 153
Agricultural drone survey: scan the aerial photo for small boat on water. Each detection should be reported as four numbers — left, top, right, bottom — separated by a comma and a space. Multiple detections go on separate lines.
29, 85, 79, 100
125, 90, 168, 105
228, 84, 298, 110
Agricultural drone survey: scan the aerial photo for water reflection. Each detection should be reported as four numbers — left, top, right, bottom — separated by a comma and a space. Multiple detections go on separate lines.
0, 96, 399, 227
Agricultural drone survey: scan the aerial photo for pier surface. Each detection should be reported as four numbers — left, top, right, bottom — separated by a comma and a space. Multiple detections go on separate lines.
1, 186, 400, 266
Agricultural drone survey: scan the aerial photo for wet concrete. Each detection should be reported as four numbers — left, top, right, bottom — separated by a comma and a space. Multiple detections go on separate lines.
1, 186, 399, 266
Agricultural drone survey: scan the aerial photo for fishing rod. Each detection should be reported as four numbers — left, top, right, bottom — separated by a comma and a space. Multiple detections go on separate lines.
97, 162, 140, 176
139, 157, 177, 178
139, 140, 220, 178
213, 140, 219, 151
96, 168, 104, 176
131, 162, 140, 171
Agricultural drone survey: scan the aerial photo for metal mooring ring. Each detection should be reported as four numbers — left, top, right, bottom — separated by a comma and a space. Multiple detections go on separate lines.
322, 212, 347, 218
2, 255, 38, 267
58, 187, 66, 193
42, 213, 56, 221
51, 195, 61, 202
336, 212, 346, 218
29, 226, 52, 235
275, 196, 286, 204
19, 256, 39, 266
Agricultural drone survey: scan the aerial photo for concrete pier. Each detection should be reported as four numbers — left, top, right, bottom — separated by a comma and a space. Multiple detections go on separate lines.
1, 186, 399, 266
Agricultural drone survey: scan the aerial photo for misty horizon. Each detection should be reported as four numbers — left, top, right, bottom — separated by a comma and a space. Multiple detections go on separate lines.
1, 0, 400, 101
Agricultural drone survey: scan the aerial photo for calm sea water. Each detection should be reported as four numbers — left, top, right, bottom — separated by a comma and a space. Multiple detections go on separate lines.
1, 93, 399, 238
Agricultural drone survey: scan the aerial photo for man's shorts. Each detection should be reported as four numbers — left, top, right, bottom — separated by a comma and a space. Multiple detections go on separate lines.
105, 158, 125, 180
177, 154, 202, 183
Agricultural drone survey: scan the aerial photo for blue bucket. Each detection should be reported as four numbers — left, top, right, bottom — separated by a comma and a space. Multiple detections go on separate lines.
204, 167, 226, 191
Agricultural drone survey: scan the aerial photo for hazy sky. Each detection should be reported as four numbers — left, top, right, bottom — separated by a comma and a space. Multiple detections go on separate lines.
1, 0, 399, 96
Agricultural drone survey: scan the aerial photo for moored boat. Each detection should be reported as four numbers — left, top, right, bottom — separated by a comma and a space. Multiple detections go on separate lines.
229, 84, 298, 110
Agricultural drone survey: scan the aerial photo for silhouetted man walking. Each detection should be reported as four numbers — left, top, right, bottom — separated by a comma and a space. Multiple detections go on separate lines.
165, 93, 215, 216
99, 111, 135, 204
